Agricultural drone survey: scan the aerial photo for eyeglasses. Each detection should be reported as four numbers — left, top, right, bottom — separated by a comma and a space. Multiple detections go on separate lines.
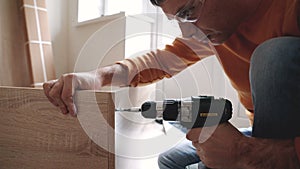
173, 0, 205, 23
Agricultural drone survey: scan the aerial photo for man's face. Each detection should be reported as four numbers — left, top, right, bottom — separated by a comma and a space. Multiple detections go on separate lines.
160, 0, 241, 45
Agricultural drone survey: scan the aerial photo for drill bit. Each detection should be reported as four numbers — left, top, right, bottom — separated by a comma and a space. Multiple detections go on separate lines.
115, 107, 141, 112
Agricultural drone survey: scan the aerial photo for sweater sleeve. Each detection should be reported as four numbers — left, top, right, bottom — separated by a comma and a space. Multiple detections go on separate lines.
116, 37, 215, 86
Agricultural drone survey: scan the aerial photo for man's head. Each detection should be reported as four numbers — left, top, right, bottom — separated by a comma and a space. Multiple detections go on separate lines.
150, 0, 258, 45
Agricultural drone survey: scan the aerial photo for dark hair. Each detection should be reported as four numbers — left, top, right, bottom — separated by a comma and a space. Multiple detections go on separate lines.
150, 0, 165, 6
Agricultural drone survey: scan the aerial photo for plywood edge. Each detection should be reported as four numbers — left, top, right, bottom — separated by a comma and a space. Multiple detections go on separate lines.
0, 86, 117, 102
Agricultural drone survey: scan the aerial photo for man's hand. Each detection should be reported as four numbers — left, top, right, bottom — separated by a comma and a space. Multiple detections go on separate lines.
186, 123, 246, 168
43, 64, 128, 117
43, 72, 102, 116
186, 123, 300, 169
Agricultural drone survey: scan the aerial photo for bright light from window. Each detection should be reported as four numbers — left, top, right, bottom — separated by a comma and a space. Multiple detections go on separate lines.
78, 0, 147, 22
105, 0, 144, 16
78, 0, 104, 22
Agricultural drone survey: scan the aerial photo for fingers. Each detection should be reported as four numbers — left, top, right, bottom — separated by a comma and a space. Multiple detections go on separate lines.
43, 80, 59, 107
43, 74, 78, 117
186, 126, 218, 143
186, 128, 202, 141
61, 76, 77, 116
49, 78, 69, 115
187, 127, 212, 143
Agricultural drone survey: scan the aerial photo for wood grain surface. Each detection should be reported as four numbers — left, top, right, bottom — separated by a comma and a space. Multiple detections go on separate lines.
0, 87, 115, 169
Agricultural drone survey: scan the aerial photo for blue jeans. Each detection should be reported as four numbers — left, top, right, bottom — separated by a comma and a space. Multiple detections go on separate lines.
158, 36, 300, 169
250, 37, 300, 138
158, 128, 252, 169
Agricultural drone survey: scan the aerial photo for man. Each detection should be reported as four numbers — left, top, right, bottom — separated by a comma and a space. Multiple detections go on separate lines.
43, 0, 300, 168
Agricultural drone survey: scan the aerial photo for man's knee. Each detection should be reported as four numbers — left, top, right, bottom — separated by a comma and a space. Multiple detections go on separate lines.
250, 36, 300, 138
250, 36, 300, 87
252, 36, 300, 57
251, 37, 300, 74
158, 151, 179, 169
157, 140, 200, 169
158, 152, 169, 168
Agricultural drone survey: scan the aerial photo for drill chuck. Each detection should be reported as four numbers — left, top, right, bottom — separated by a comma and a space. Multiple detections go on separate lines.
141, 96, 232, 129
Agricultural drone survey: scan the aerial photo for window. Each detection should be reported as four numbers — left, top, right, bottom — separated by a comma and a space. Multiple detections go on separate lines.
78, 0, 155, 23
77, 0, 163, 59
78, 0, 104, 22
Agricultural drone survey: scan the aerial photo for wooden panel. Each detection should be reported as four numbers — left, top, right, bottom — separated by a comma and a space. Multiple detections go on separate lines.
21, 0, 56, 84
24, 6, 39, 41
0, 87, 115, 169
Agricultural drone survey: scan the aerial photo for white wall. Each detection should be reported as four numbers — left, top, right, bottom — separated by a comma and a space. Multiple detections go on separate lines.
46, 0, 126, 77
46, 0, 69, 77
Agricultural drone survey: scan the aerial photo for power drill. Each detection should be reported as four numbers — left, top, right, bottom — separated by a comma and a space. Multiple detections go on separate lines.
141, 96, 233, 129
